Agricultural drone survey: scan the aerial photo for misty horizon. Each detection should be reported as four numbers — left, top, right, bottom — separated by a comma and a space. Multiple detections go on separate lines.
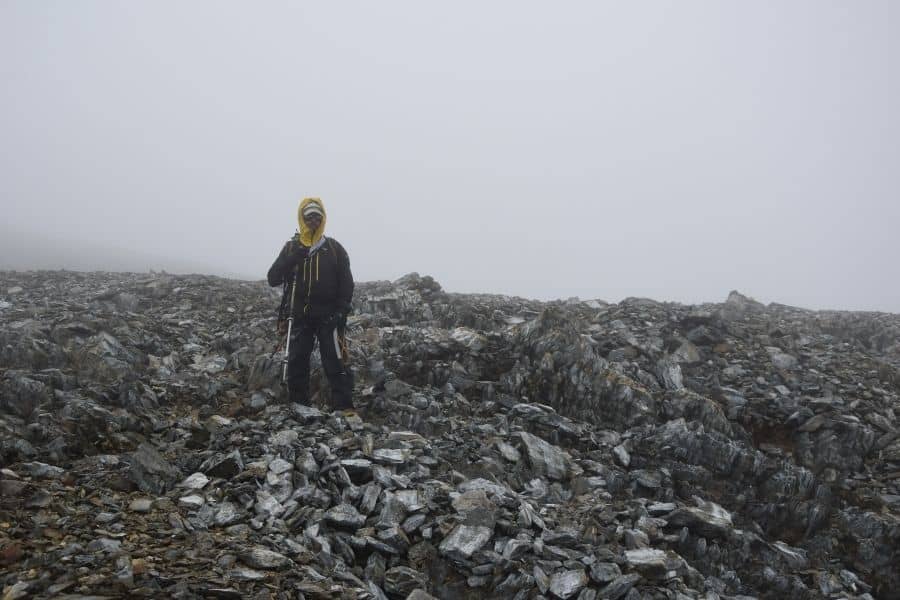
2, 2, 898, 313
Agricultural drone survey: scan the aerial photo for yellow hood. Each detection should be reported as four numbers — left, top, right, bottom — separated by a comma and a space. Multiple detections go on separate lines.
297, 197, 327, 247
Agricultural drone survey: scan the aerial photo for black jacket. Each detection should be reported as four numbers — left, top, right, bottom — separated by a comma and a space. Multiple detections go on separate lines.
267, 236, 353, 319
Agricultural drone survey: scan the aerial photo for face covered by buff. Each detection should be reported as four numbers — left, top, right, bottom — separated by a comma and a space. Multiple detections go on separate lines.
297, 197, 327, 248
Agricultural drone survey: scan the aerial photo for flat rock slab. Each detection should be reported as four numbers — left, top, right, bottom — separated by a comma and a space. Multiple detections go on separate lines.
625, 548, 682, 579
128, 498, 153, 513
667, 498, 733, 538
549, 569, 588, 599
438, 524, 492, 561
178, 494, 204, 509
179, 472, 209, 489
240, 547, 292, 570
599, 573, 642, 599
325, 503, 366, 529
372, 448, 409, 464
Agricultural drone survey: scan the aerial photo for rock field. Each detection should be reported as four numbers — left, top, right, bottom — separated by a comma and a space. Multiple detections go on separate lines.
1, 270, 898, 599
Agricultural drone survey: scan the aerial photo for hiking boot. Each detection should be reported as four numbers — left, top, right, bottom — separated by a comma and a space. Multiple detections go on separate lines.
288, 387, 309, 406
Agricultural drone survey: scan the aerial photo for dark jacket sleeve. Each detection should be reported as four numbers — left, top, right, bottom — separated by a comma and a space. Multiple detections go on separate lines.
334, 240, 354, 312
267, 243, 293, 287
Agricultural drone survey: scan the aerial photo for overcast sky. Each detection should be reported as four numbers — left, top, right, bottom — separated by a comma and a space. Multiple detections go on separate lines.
2, 1, 898, 312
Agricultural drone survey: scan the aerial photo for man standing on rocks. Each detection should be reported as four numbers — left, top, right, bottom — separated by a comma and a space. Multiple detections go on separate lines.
267, 197, 354, 410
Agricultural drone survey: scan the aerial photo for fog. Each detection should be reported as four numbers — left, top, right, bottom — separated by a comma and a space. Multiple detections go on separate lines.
2, 1, 898, 312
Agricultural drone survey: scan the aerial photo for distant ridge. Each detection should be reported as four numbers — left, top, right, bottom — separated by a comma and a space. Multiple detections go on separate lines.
0, 225, 254, 280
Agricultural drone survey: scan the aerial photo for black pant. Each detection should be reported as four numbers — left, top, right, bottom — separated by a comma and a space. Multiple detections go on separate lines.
287, 316, 353, 410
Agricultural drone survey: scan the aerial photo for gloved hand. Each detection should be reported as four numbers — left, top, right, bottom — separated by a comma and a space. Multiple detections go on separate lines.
326, 308, 349, 330
282, 241, 308, 267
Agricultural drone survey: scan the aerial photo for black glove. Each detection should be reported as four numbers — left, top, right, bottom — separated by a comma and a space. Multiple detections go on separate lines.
282, 241, 308, 267
326, 309, 349, 330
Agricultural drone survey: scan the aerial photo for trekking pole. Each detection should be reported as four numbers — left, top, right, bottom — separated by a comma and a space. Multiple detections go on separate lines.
281, 266, 299, 384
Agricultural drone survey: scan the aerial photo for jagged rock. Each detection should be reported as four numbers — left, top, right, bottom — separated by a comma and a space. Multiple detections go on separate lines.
766, 346, 799, 370
2, 270, 898, 599
128, 443, 181, 494
227, 567, 266, 581
438, 524, 492, 560
325, 503, 366, 529
201, 450, 244, 479
383, 566, 428, 597
515, 431, 573, 480
655, 357, 684, 391
0, 374, 49, 419
549, 569, 588, 599
667, 498, 733, 538
599, 573, 642, 599
373, 448, 409, 464
625, 548, 683, 579
452, 489, 497, 528
590, 562, 621, 584
213, 502, 241, 526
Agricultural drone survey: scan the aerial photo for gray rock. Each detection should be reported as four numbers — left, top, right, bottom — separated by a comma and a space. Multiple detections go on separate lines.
269, 429, 299, 447
496, 440, 522, 462
87, 537, 122, 553
667, 498, 733, 538
128, 498, 153, 513
452, 489, 497, 528
179, 472, 209, 489
114, 554, 134, 587
656, 357, 684, 391
227, 567, 266, 581
20, 461, 64, 479
766, 346, 798, 370
201, 450, 244, 479
128, 443, 181, 494
268, 457, 293, 474
325, 503, 366, 529
292, 403, 325, 422
599, 573, 642, 599
439, 524, 492, 560
515, 431, 572, 480
178, 494, 204, 509
240, 547, 293, 570
373, 448, 409, 464
549, 569, 588, 599
213, 502, 241, 526
254, 490, 284, 518
1, 581, 31, 600
624, 548, 681, 579
590, 562, 621, 584
383, 566, 428, 597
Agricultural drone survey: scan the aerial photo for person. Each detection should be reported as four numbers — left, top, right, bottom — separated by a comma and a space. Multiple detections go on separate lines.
267, 197, 354, 410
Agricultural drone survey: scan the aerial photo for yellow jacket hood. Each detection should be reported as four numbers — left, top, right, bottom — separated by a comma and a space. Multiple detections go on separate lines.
297, 197, 327, 247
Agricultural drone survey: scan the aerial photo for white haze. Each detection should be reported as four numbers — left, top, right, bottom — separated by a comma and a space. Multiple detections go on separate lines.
1, 1, 898, 312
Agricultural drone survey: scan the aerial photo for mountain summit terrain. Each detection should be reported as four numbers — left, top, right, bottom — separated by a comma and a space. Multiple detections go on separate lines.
1, 270, 898, 599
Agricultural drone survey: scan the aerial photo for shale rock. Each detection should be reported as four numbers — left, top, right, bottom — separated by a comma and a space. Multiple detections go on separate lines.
0, 270, 897, 599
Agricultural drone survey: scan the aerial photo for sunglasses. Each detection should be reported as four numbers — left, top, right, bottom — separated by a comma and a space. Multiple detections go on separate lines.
303, 213, 323, 221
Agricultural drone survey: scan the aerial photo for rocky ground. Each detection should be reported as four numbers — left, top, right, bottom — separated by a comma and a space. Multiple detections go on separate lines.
1, 270, 898, 600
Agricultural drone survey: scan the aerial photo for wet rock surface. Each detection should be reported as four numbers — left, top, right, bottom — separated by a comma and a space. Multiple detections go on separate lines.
0, 271, 898, 599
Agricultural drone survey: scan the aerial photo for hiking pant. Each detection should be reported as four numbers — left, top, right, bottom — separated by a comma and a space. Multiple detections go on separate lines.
287, 316, 353, 410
